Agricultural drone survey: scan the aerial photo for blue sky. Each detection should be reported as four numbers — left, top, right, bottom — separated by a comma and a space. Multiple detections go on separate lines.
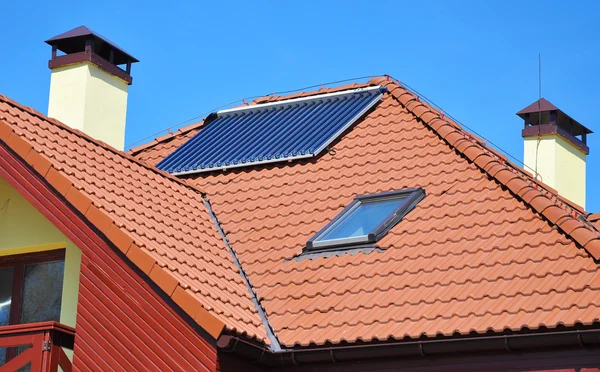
1, 1, 599, 211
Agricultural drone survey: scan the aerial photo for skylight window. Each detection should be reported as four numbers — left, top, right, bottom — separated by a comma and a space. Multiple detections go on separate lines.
307, 188, 425, 251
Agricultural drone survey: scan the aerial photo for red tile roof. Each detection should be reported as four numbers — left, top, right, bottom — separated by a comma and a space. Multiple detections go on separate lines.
133, 76, 600, 348
0, 95, 267, 343
3, 71, 600, 351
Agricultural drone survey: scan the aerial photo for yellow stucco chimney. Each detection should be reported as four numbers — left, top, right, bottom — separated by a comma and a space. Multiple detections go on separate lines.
518, 98, 592, 208
45, 26, 139, 150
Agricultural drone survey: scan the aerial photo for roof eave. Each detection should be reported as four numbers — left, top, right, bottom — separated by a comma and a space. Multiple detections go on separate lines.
218, 326, 600, 366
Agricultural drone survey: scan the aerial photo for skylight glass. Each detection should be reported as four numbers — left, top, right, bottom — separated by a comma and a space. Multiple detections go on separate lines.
318, 197, 407, 241
307, 188, 425, 251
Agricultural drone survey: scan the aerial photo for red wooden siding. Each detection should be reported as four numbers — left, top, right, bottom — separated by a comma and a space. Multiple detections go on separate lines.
0, 143, 219, 371
74, 242, 217, 371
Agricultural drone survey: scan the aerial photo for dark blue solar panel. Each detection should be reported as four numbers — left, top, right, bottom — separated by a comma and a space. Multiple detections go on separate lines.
157, 86, 385, 174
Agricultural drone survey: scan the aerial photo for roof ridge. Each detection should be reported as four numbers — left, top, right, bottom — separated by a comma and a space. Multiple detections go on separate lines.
249, 81, 374, 105
370, 76, 600, 260
0, 94, 206, 197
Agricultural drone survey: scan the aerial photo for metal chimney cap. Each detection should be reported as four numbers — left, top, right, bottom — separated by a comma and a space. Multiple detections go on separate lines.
517, 97, 592, 136
45, 26, 139, 64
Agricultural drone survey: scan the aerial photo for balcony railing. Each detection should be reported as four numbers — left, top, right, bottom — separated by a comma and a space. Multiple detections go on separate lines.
0, 322, 75, 372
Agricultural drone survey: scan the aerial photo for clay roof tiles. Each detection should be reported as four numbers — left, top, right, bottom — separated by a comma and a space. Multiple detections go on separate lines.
3, 72, 600, 350
132, 75, 600, 348
0, 95, 267, 343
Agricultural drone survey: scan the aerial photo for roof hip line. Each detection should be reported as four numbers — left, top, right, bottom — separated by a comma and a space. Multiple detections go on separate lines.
202, 195, 283, 351
371, 76, 600, 260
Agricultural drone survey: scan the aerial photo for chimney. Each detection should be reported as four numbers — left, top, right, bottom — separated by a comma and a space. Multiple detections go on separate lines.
45, 26, 139, 150
518, 98, 592, 208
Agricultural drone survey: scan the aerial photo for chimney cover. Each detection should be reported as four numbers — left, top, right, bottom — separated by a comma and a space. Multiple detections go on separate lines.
45, 26, 139, 65
45, 26, 139, 85
517, 97, 560, 115
517, 97, 592, 155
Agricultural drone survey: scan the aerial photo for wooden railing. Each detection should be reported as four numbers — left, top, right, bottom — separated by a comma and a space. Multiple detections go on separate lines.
0, 322, 75, 372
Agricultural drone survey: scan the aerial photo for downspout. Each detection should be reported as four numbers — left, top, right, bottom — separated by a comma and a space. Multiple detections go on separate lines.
202, 196, 283, 351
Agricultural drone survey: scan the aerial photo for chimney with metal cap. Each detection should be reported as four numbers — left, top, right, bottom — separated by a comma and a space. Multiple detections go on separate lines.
518, 98, 592, 208
45, 26, 139, 150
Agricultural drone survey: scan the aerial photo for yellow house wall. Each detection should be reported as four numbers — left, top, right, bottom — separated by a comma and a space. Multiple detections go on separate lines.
524, 134, 586, 208
48, 62, 129, 150
0, 176, 81, 328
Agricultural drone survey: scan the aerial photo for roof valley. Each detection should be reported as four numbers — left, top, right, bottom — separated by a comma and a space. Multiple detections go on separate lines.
202, 196, 282, 350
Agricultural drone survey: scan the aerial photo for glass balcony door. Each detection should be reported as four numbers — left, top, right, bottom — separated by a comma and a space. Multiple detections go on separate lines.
0, 250, 65, 365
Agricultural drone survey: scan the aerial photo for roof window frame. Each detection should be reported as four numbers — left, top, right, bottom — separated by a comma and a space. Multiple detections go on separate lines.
306, 188, 425, 251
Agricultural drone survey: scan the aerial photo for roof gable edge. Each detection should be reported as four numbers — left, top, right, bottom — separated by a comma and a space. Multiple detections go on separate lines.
0, 123, 227, 340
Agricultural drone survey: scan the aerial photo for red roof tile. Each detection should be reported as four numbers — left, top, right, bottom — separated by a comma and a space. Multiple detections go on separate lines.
0, 95, 267, 343
132, 76, 600, 347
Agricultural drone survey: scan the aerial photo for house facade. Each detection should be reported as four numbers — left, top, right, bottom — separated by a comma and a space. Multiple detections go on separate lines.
0, 27, 599, 371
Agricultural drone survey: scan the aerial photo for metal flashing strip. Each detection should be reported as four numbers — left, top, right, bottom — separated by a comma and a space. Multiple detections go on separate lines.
291, 245, 384, 262
172, 153, 313, 176
202, 196, 283, 351
158, 86, 385, 175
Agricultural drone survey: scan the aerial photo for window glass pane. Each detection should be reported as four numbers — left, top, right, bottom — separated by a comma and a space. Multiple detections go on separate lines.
318, 196, 407, 242
0, 267, 14, 366
19, 261, 64, 324
0, 267, 14, 327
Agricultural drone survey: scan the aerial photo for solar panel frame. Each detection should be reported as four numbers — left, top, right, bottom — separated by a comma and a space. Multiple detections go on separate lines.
157, 86, 385, 175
